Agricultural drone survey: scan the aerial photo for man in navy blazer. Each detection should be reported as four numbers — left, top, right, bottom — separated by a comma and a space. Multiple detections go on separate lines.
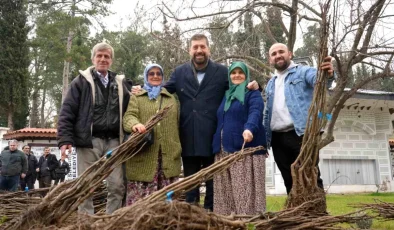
165, 34, 227, 210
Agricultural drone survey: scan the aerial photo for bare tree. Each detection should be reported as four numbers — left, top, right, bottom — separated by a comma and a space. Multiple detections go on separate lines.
155, 0, 394, 147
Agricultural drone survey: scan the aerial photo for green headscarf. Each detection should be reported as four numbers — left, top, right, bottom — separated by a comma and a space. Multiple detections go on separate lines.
224, 62, 250, 112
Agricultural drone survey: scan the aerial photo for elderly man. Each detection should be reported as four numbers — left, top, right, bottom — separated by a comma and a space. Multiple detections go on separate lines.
57, 42, 132, 214
263, 43, 334, 194
0, 140, 27, 191
20, 145, 38, 190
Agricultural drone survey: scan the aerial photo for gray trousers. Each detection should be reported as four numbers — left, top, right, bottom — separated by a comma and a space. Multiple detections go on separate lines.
77, 137, 124, 214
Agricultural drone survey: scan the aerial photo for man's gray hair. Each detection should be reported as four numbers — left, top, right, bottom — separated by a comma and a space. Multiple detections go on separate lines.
91, 42, 115, 60
8, 139, 18, 145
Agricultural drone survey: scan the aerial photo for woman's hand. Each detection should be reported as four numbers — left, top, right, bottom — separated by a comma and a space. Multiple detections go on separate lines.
243, 130, 253, 143
132, 124, 146, 133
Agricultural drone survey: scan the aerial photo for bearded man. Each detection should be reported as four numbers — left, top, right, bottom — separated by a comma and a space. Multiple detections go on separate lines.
263, 43, 335, 194
165, 33, 264, 210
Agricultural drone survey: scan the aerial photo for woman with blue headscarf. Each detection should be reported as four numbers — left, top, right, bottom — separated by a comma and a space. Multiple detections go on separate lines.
212, 61, 267, 215
123, 64, 181, 206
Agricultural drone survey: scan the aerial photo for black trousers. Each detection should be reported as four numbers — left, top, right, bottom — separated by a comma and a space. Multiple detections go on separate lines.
182, 156, 214, 211
54, 174, 66, 185
39, 175, 52, 188
271, 130, 323, 194
20, 174, 36, 190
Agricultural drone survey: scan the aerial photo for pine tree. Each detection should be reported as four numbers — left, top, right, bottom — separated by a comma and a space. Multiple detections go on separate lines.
0, 0, 30, 130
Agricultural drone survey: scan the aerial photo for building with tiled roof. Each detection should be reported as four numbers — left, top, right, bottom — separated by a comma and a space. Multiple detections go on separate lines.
267, 89, 394, 194
0, 127, 77, 181
2, 128, 56, 141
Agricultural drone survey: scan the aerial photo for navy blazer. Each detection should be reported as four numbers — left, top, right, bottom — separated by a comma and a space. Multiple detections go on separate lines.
165, 60, 228, 157
212, 90, 267, 155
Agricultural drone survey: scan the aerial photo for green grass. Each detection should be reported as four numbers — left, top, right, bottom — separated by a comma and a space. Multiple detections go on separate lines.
267, 193, 394, 229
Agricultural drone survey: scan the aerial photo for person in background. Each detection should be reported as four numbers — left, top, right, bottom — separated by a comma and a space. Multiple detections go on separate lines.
123, 64, 181, 206
20, 145, 38, 190
37, 147, 58, 188
0, 140, 27, 191
54, 155, 70, 185
212, 62, 267, 215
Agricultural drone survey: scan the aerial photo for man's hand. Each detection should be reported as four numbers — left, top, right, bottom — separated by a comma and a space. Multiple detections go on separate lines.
320, 56, 334, 78
132, 124, 146, 133
60, 144, 72, 157
131, 85, 142, 95
36, 168, 39, 172
21, 173, 26, 179
243, 130, 253, 143
246, 80, 259, 90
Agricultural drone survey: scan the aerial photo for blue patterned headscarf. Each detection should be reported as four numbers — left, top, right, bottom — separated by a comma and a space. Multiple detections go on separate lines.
143, 64, 164, 100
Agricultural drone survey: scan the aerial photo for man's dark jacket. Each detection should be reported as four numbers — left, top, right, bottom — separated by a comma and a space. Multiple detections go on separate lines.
57, 66, 132, 148
0, 149, 28, 176
55, 160, 70, 175
165, 60, 228, 157
37, 153, 58, 178
26, 153, 39, 178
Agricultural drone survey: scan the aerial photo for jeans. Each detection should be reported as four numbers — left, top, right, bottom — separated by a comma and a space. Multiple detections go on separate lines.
0, 175, 20, 192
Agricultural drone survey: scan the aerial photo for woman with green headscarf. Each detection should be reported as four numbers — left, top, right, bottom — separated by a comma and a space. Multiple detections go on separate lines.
212, 61, 267, 215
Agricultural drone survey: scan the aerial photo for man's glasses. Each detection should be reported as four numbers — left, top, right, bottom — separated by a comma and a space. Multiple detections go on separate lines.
148, 72, 162, 77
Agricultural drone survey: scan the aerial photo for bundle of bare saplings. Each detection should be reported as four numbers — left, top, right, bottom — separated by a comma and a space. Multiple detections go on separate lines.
0, 184, 107, 224
1, 2, 385, 227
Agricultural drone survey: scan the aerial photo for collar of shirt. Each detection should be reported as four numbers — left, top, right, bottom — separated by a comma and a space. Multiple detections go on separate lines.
274, 61, 298, 76
95, 71, 109, 87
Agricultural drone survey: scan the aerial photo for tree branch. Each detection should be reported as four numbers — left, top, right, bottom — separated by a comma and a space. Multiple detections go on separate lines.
348, 0, 385, 68
251, 10, 278, 44
354, 0, 386, 63
150, 32, 189, 55
287, 0, 299, 52
298, 0, 322, 18
298, 14, 322, 23
161, 1, 294, 22
321, 55, 394, 149
214, 54, 273, 74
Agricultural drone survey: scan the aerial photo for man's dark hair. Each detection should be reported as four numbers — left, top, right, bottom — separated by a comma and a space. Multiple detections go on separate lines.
22, 145, 30, 149
44, 146, 50, 150
190, 34, 209, 47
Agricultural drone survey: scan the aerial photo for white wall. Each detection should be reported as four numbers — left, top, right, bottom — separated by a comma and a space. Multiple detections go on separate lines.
321, 108, 392, 189
265, 107, 393, 194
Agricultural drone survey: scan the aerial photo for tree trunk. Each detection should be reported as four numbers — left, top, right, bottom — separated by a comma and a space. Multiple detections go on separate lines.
40, 87, 46, 128
61, 0, 76, 103
7, 105, 14, 131
30, 89, 40, 127
287, 0, 298, 52
30, 49, 41, 127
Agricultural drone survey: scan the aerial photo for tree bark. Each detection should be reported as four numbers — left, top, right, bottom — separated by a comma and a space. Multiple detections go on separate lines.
61, 0, 75, 103
30, 88, 40, 127
287, 0, 298, 52
7, 105, 14, 131
40, 86, 47, 128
